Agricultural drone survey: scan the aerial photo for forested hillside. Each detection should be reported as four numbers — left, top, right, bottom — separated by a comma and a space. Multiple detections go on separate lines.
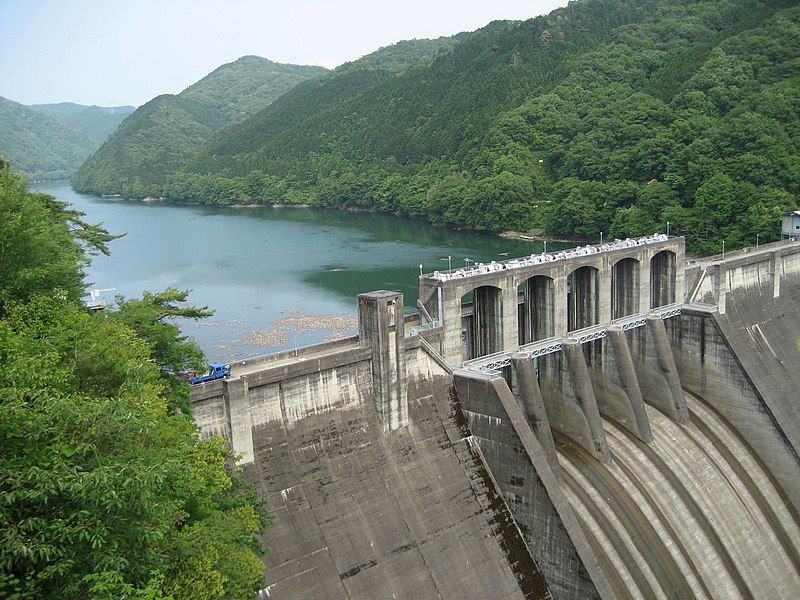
0, 158, 270, 598
0, 96, 98, 179
71, 57, 328, 196
33, 102, 135, 144
75, 0, 800, 253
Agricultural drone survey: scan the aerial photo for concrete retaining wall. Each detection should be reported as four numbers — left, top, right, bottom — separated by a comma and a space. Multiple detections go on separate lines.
454, 370, 611, 600
668, 306, 800, 513
192, 332, 449, 463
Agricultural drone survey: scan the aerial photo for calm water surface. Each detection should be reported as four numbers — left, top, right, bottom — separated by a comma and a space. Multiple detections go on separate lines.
34, 180, 568, 361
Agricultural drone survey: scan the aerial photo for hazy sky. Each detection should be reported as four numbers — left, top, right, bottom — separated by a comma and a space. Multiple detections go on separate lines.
0, 0, 569, 107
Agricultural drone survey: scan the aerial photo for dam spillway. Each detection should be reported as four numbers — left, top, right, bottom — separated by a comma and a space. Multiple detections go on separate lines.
557, 392, 800, 599
190, 236, 800, 599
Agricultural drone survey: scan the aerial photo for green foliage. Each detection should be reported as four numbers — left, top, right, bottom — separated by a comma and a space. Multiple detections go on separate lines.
32, 103, 135, 145
0, 166, 269, 598
336, 35, 465, 74
71, 57, 328, 195
0, 164, 116, 315
72, 0, 800, 254
0, 96, 97, 180
111, 288, 214, 413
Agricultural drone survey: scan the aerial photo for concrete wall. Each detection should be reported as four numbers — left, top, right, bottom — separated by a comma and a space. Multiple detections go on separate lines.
422, 236, 685, 367
669, 308, 800, 513
685, 238, 800, 309
246, 370, 549, 600
454, 370, 612, 600
191, 326, 449, 464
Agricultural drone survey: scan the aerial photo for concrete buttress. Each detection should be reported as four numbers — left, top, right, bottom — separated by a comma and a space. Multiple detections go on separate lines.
630, 316, 689, 424
510, 354, 560, 477
539, 340, 610, 462
224, 377, 253, 464
586, 327, 652, 443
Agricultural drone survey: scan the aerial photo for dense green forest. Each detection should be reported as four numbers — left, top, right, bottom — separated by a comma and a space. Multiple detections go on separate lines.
0, 97, 99, 180
0, 158, 269, 598
71, 57, 328, 196
73, 0, 800, 254
0, 99, 133, 180
33, 102, 135, 144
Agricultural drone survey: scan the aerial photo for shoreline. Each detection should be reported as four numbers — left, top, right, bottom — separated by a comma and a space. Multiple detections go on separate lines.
51, 179, 622, 247
68, 183, 590, 246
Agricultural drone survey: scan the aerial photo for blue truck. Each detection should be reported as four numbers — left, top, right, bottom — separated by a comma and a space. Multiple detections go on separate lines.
189, 362, 231, 385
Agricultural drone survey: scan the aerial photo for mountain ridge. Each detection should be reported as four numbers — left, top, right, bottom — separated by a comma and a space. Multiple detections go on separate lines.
71, 55, 328, 195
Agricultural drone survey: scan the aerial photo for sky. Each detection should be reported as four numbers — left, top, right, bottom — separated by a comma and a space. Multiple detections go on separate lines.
0, 0, 569, 107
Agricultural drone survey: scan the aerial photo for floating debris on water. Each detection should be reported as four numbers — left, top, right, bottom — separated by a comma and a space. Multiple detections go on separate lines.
243, 328, 288, 347
239, 308, 358, 348
189, 319, 244, 328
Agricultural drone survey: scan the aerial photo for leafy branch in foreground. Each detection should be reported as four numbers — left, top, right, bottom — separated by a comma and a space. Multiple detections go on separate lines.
0, 162, 270, 599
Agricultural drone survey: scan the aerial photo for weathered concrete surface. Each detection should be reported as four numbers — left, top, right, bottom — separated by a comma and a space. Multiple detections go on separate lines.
246, 374, 550, 599
558, 393, 800, 600
358, 290, 407, 431
669, 296, 800, 513
584, 330, 652, 443
538, 343, 610, 463
455, 369, 611, 600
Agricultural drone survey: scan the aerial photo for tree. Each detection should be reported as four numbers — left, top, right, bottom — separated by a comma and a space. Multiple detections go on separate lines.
110, 288, 214, 413
0, 298, 268, 599
0, 166, 270, 599
0, 164, 116, 315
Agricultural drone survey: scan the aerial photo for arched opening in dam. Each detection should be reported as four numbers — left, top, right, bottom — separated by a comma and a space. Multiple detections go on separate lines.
611, 258, 640, 319
651, 250, 677, 308
461, 285, 503, 360
556, 392, 800, 600
519, 275, 555, 345
567, 266, 599, 332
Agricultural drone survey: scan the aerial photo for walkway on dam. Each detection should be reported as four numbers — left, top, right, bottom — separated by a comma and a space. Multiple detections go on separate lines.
464, 302, 684, 373
688, 236, 800, 269
229, 339, 363, 377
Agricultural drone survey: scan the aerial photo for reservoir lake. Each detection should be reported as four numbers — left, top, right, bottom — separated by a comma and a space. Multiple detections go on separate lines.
35, 180, 568, 362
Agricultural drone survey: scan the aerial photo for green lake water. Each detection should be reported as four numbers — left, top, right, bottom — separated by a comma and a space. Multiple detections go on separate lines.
34, 180, 570, 361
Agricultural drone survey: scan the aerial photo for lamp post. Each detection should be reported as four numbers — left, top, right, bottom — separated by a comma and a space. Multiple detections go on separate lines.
464, 258, 472, 267
756, 234, 760, 249
722, 241, 725, 259
666, 221, 670, 237
448, 255, 452, 270
543, 240, 547, 253
419, 263, 423, 276
600, 231, 604, 245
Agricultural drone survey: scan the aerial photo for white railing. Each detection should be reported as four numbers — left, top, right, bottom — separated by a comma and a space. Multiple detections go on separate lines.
463, 303, 686, 374
424, 234, 670, 282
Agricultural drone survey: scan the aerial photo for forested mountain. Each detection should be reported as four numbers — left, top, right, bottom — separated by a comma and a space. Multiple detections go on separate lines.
0, 96, 98, 180
335, 34, 466, 74
33, 102, 135, 144
71, 56, 328, 196
75, 0, 800, 253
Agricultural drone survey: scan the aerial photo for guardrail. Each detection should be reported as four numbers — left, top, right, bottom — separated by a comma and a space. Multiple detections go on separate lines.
463, 303, 686, 374
409, 320, 442, 336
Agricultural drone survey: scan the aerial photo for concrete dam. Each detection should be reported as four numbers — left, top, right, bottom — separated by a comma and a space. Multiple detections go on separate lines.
190, 235, 800, 599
